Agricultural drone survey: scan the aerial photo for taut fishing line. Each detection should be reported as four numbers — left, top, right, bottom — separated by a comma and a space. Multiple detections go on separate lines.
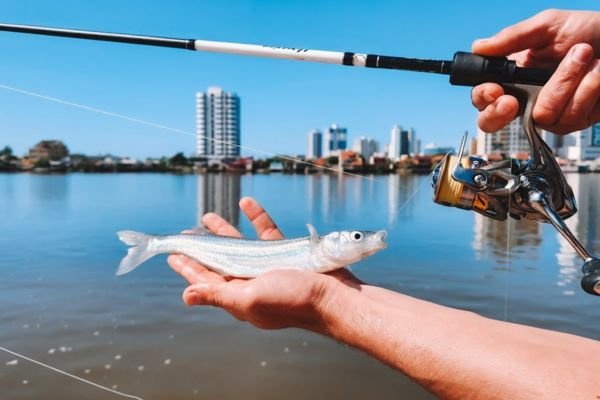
0, 83, 383, 182
504, 156, 512, 321
0, 345, 144, 400
384, 153, 450, 231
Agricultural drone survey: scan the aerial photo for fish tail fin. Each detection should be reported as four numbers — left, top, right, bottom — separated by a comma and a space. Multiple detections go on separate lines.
116, 231, 158, 276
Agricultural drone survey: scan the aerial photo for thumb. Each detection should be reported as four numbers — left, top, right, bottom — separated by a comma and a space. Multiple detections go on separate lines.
183, 282, 232, 307
472, 11, 555, 56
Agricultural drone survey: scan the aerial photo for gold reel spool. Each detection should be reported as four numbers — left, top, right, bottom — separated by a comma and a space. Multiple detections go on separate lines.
433, 155, 490, 213
433, 156, 467, 207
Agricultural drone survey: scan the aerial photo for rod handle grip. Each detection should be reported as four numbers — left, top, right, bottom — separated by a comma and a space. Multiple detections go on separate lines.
449, 52, 554, 87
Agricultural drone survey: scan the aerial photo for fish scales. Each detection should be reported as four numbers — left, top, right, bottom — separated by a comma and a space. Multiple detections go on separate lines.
116, 224, 387, 278
152, 234, 314, 276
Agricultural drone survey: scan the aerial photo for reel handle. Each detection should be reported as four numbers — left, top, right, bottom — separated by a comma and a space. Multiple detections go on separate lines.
510, 84, 600, 296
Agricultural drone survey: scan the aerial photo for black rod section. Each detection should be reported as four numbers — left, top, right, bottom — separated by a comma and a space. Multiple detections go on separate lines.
0, 23, 196, 50
371, 55, 452, 75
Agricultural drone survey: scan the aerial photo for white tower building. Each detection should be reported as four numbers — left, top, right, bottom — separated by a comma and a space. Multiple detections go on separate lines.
196, 86, 241, 160
388, 124, 401, 161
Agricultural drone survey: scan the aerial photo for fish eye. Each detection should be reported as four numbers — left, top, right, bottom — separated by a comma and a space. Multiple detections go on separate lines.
351, 231, 362, 241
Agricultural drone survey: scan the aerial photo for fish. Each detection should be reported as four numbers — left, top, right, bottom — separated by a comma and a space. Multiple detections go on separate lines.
116, 224, 387, 277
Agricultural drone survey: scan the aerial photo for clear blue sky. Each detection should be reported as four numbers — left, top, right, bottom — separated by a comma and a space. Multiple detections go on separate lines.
0, 0, 597, 158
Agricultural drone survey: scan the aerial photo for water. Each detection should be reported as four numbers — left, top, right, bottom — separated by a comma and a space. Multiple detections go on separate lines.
1, 172, 599, 399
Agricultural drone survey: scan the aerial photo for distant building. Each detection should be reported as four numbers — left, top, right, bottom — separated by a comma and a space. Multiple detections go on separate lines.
352, 136, 379, 161
388, 125, 401, 161
306, 129, 322, 159
470, 137, 478, 155
388, 125, 417, 160
407, 128, 417, 155
324, 124, 347, 156
368, 138, 379, 157
196, 86, 241, 161
549, 123, 600, 161
476, 117, 529, 156
400, 129, 410, 156
28, 140, 69, 162
423, 143, 455, 156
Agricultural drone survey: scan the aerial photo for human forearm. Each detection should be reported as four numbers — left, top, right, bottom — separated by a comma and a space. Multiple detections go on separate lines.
316, 280, 600, 399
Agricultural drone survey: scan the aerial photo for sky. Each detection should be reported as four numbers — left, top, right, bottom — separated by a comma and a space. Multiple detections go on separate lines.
0, 0, 597, 158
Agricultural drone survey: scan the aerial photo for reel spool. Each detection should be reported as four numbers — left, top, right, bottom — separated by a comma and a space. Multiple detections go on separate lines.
433, 155, 495, 218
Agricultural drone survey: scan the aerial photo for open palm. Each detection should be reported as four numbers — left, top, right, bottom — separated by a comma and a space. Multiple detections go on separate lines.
168, 197, 361, 331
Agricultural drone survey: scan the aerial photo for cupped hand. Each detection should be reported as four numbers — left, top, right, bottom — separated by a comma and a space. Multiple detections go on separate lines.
167, 197, 361, 332
471, 9, 600, 134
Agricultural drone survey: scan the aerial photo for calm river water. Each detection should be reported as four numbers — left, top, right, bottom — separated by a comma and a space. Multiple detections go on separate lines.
1, 172, 599, 399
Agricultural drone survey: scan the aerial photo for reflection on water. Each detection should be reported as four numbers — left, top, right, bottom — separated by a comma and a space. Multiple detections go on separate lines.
387, 173, 417, 225
304, 173, 417, 227
472, 214, 541, 263
470, 173, 600, 295
1, 173, 599, 399
196, 173, 241, 227
556, 174, 600, 289
30, 175, 68, 200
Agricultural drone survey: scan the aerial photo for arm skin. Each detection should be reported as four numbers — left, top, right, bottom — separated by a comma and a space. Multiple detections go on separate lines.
169, 197, 600, 400
471, 9, 600, 134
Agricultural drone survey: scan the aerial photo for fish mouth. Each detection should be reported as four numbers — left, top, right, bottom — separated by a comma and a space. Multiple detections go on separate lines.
372, 230, 388, 249
362, 231, 388, 256
376, 230, 387, 242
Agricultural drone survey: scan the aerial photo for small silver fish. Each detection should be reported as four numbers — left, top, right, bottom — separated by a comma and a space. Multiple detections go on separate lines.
116, 224, 387, 277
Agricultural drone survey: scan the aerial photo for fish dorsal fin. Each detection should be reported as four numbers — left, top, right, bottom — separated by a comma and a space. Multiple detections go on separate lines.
307, 224, 319, 244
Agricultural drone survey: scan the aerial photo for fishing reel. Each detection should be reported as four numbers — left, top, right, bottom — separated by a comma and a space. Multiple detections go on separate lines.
432, 84, 600, 296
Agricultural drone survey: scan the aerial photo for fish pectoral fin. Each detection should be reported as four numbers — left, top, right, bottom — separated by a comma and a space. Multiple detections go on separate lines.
306, 224, 319, 244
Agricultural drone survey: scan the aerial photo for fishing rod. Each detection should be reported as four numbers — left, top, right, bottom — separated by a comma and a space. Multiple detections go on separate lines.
0, 23, 553, 88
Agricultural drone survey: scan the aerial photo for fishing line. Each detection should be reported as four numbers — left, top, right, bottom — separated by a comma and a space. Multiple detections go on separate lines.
0, 345, 144, 400
384, 153, 450, 231
504, 156, 512, 321
0, 83, 383, 183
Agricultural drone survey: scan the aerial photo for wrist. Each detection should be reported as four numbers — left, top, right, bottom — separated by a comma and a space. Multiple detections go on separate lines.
309, 275, 362, 337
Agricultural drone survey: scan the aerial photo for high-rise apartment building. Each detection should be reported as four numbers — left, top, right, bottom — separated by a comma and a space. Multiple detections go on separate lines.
306, 129, 323, 159
476, 117, 529, 156
196, 86, 241, 160
388, 125, 401, 160
324, 124, 347, 156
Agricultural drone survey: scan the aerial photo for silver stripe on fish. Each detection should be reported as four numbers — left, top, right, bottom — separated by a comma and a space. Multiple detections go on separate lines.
116, 224, 387, 277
